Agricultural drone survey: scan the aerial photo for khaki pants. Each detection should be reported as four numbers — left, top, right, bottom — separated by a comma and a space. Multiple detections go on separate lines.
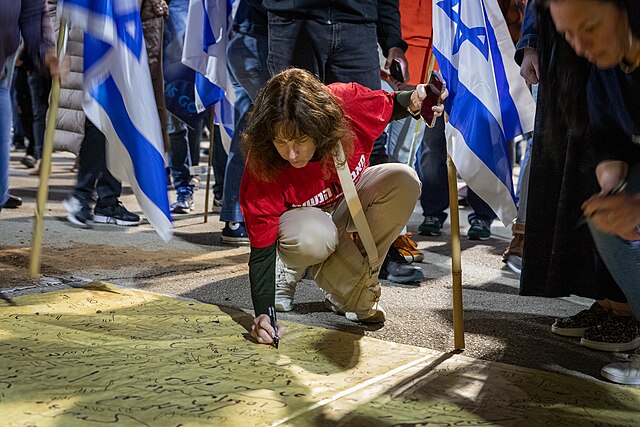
277, 163, 421, 316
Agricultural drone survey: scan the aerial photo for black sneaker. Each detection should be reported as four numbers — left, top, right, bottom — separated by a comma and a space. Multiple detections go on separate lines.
418, 216, 443, 236
551, 302, 610, 337
2, 194, 22, 209
94, 201, 141, 226
467, 218, 491, 240
379, 246, 424, 285
170, 187, 194, 214
581, 315, 640, 352
63, 196, 94, 227
221, 221, 250, 245
21, 155, 36, 169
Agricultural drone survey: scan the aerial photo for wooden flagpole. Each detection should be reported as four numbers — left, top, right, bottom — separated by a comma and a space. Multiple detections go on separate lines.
424, 30, 465, 350
30, 19, 67, 278
203, 111, 215, 223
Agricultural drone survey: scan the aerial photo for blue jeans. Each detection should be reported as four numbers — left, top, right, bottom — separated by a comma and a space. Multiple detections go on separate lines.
210, 124, 226, 200
416, 116, 496, 224
222, 30, 270, 223
0, 54, 16, 207
589, 163, 640, 318
73, 120, 121, 207
27, 73, 51, 160
168, 114, 192, 190
267, 15, 388, 165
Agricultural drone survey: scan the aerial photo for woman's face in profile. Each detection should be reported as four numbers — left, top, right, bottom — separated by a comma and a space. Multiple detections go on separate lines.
550, 0, 629, 68
273, 126, 317, 169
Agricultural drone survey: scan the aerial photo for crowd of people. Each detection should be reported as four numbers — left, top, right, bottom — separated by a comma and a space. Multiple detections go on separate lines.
2, 0, 640, 386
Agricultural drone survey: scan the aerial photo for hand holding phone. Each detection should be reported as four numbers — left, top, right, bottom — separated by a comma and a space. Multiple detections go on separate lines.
389, 60, 405, 83
420, 70, 446, 128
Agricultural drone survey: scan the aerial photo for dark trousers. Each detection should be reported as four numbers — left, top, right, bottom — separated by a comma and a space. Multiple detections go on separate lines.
73, 120, 121, 207
27, 73, 51, 160
416, 116, 497, 224
267, 15, 388, 165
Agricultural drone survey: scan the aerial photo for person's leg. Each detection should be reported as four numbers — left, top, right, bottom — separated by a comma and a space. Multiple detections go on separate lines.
588, 164, 640, 319
14, 65, 35, 162
324, 21, 388, 165
276, 207, 339, 312
416, 116, 449, 235
63, 119, 103, 225
0, 67, 12, 208
220, 31, 273, 241
267, 14, 328, 79
169, 115, 191, 189
168, 115, 194, 213
220, 85, 250, 225
211, 125, 227, 201
10, 67, 24, 150
93, 170, 141, 226
187, 117, 203, 169
26, 73, 51, 161
311, 163, 421, 319
467, 188, 497, 240
503, 135, 532, 273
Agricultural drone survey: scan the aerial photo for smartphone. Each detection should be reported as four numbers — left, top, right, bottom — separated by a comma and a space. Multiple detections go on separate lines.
389, 60, 405, 83
420, 70, 446, 128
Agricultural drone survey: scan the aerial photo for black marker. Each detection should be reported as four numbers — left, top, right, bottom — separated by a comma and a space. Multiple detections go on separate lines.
576, 180, 627, 228
268, 305, 279, 349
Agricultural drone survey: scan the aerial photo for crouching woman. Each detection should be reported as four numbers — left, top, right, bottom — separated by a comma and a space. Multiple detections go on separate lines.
240, 68, 446, 345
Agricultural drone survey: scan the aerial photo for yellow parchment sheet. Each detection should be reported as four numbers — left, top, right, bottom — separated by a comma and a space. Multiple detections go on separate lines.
1, 284, 639, 426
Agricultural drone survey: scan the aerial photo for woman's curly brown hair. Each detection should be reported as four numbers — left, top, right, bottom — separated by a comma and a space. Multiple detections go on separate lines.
242, 68, 354, 182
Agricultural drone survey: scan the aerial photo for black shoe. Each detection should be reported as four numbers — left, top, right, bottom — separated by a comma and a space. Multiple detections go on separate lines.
20, 155, 36, 169
418, 216, 443, 236
94, 201, 141, 226
379, 246, 424, 285
3, 194, 22, 209
63, 196, 94, 227
221, 221, 250, 245
467, 218, 492, 240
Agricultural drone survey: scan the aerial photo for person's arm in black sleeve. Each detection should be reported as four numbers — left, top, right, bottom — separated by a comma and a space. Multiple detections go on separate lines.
376, 0, 408, 58
392, 91, 418, 121
587, 71, 635, 165
249, 243, 277, 316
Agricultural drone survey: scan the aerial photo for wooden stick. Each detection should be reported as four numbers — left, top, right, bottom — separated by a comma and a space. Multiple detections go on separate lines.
203, 111, 215, 223
447, 154, 465, 350
29, 19, 66, 278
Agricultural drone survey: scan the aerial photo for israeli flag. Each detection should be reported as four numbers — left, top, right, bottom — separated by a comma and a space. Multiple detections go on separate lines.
59, 0, 172, 241
182, 0, 236, 151
433, 0, 535, 224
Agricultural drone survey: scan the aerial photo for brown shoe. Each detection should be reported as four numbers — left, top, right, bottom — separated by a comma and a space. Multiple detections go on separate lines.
502, 223, 524, 262
393, 232, 424, 263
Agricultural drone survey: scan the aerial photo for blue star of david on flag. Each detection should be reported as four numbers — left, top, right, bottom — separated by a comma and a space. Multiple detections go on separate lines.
437, 0, 489, 60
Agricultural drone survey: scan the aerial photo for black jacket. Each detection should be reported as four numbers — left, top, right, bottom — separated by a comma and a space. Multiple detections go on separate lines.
261, 0, 407, 56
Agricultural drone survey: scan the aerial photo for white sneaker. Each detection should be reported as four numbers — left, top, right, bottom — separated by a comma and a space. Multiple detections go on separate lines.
274, 254, 304, 312
324, 296, 386, 324
601, 350, 640, 385
345, 303, 386, 323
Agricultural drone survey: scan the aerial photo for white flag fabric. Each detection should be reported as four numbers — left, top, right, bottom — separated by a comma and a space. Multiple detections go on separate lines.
59, 0, 172, 241
182, 0, 236, 151
433, 0, 535, 224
